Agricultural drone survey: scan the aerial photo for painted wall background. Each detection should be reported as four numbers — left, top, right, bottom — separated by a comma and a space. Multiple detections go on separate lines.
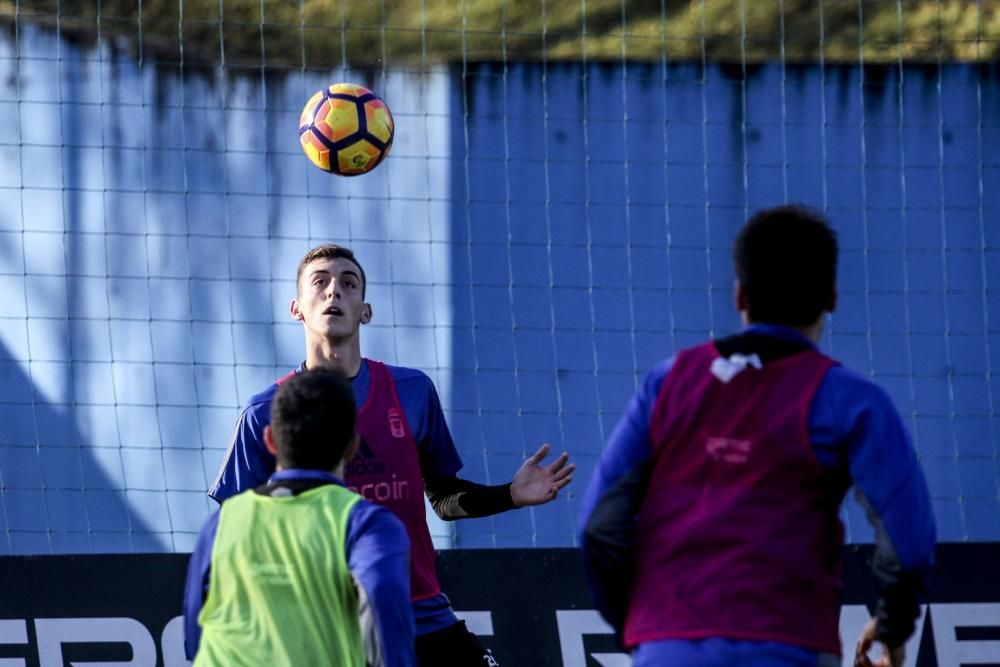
0, 25, 997, 553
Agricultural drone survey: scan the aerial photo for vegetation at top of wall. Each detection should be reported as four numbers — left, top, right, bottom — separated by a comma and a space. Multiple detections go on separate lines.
2, 0, 997, 70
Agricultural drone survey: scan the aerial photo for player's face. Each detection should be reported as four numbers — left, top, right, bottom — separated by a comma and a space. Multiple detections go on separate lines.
292, 257, 371, 341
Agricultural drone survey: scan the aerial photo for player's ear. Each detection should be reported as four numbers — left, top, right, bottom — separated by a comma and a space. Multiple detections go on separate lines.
290, 298, 304, 322
263, 425, 277, 455
360, 303, 372, 325
735, 281, 749, 313
343, 433, 360, 463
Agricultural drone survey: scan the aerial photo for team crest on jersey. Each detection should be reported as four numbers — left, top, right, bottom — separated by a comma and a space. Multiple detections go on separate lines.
387, 408, 406, 438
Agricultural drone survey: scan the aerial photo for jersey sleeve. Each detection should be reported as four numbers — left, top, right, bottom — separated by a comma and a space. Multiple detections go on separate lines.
182, 508, 221, 660
346, 501, 416, 667
403, 371, 463, 479
822, 367, 937, 573
579, 357, 672, 533
207, 402, 276, 503
579, 357, 673, 633
820, 366, 937, 647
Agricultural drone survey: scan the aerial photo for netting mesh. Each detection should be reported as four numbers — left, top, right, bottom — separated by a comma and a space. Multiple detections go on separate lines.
0, 1, 997, 554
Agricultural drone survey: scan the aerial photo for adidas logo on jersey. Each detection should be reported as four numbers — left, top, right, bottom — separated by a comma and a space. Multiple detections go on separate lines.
345, 437, 385, 475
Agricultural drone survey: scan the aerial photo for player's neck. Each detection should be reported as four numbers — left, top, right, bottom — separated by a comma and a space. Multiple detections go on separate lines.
793, 312, 826, 344
798, 320, 824, 345
742, 313, 825, 345
276, 462, 347, 480
304, 337, 363, 378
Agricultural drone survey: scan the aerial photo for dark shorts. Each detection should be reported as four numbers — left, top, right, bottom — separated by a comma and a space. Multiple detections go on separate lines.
415, 620, 500, 667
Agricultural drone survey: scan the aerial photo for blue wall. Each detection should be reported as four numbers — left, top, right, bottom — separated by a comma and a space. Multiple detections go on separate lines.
447, 60, 1000, 546
0, 26, 997, 553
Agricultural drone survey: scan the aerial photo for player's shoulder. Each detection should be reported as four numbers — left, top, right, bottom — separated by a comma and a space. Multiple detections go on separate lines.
642, 356, 678, 394
378, 362, 437, 393
352, 497, 405, 524
647, 356, 676, 380
244, 383, 279, 412
243, 370, 296, 412
349, 497, 410, 543
820, 362, 900, 412
378, 361, 432, 381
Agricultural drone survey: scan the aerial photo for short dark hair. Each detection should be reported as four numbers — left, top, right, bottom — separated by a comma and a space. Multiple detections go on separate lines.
270, 368, 357, 471
296, 244, 367, 298
733, 205, 838, 327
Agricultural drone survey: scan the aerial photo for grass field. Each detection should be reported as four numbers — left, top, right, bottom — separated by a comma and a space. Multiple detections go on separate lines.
2, 0, 998, 69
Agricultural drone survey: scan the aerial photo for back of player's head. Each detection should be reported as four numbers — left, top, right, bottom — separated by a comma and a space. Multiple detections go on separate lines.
296, 243, 367, 297
270, 368, 357, 471
733, 205, 838, 327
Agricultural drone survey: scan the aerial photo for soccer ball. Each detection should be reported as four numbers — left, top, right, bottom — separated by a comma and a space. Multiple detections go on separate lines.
298, 83, 394, 176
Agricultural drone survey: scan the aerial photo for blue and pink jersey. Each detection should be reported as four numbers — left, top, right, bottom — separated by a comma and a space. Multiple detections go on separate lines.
209, 359, 464, 635
580, 324, 936, 666
350, 360, 442, 601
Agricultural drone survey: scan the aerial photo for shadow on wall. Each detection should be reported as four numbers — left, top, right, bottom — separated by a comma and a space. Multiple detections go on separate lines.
0, 24, 457, 555
0, 338, 160, 554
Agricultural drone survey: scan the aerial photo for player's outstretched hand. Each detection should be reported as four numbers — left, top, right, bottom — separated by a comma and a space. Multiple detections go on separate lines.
854, 618, 904, 667
510, 443, 576, 507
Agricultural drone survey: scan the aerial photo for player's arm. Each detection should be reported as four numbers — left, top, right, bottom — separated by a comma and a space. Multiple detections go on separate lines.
207, 403, 274, 503
346, 502, 416, 667
406, 372, 503, 519
182, 509, 221, 660
411, 372, 574, 518
579, 359, 670, 635
834, 373, 936, 659
423, 444, 575, 519
423, 467, 516, 519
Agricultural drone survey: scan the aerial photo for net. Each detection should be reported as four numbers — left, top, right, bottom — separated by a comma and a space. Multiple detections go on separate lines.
0, 0, 997, 553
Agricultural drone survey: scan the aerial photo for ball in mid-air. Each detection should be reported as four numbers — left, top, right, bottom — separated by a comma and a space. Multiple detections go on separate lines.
298, 83, 394, 176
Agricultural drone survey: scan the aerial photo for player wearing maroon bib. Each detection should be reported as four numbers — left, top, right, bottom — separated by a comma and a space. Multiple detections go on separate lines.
580, 206, 936, 667
628, 341, 843, 654
211, 244, 576, 667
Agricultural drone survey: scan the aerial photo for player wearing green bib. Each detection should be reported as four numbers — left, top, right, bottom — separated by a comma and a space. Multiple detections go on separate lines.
185, 368, 415, 667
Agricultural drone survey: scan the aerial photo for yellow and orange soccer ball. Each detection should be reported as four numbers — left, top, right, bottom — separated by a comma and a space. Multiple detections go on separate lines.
298, 83, 394, 176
